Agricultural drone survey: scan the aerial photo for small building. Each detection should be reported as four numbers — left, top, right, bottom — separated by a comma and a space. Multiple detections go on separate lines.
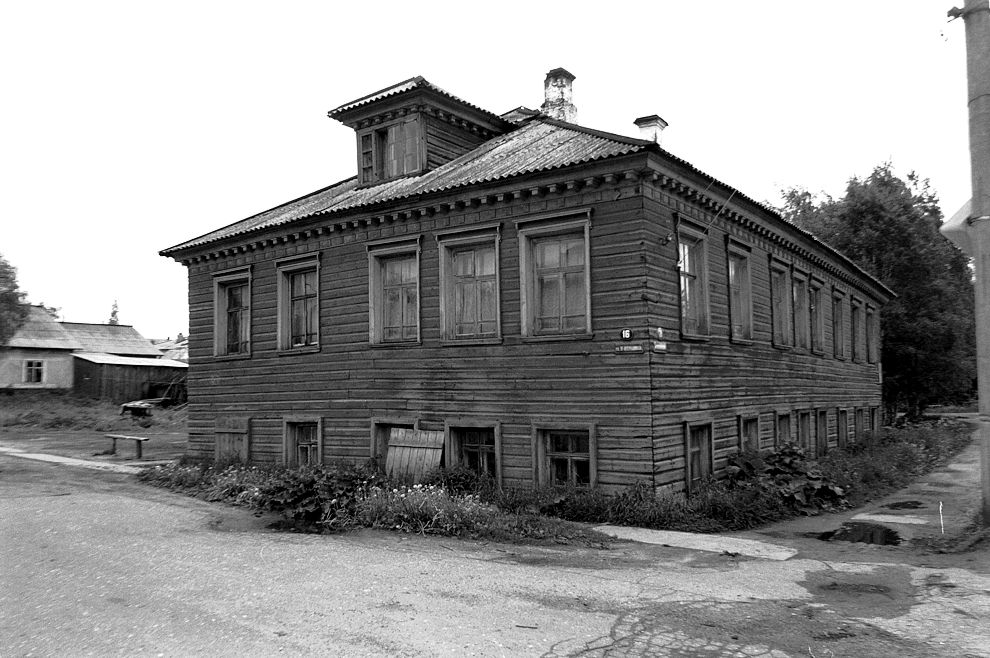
161, 70, 893, 492
1, 305, 187, 402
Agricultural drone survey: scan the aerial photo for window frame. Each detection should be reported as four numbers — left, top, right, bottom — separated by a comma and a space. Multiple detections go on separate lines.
437, 224, 502, 344
276, 255, 320, 353
810, 277, 825, 354
516, 210, 592, 340
677, 223, 710, 338
369, 416, 420, 464
726, 238, 753, 343
684, 421, 714, 494
775, 411, 792, 447
283, 417, 323, 467
851, 296, 864, 362
836, 408, 849, 449
737, 414, 760, 452
22, 360, 44, 384
213, 266, 252, 358
368, 236, 422, 345
445, 420, 503, 487
832, 289, 846, 360
770, 258, 792, 348
866, 304, 878, 363
532, 422, 597, 488
355, 115, 424, 186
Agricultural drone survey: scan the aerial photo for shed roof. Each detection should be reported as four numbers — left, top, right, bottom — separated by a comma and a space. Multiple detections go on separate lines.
60, 323, 163, 357
161, 118, 649, 254
5, 306, 81, 350
72, 352, 188, 368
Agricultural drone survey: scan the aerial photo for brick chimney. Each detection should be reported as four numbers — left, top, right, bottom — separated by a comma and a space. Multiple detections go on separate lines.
634, 115, 668, 144
541, 68, 577, 123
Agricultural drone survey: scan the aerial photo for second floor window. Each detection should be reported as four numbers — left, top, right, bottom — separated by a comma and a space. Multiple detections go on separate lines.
678, 228, 709, 336
214, 267, 251, 357
368, 238, 421, 344
793, 273, 809, 350
770, 262, 792, 347
438, 232, 500, 341
277, 257, 320, 351
728, 249, 752, 341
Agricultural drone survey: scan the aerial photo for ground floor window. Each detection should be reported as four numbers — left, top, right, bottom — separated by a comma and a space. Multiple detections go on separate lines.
535, 426, 596, 487
797, 411, 811, 450
454, 427, 496, 474
23, 360, 44, 384
816, 410, 828, 457
854, 408, 865, 443
686, 422, 713, 493
776, 412, 792, 447
370, 418, 416, 464
284, 419, 321, 467
837, 409, 849, 449
738, 415, 759, 452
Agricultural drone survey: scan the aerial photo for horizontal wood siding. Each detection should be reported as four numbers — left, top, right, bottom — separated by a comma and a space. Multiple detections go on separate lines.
184, 176, 655, 489
642, 180, 885, 492
424, 116, 489, 170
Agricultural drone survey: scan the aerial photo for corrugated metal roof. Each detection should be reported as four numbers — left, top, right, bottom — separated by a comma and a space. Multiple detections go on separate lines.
60, 323, 163, 357
72, 352, 188, 368
162, 119, 648, 254
328, 76, 506, 125
6, 306, 81, 350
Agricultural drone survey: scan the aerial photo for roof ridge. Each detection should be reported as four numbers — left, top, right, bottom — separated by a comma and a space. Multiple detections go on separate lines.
536, 116, 652, 148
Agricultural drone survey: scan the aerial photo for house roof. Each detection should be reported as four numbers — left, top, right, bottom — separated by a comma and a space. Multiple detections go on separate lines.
60, 323, 163, 357
72, 352, 188, 368
5, 306, 81, 350
161, 118, 650, 254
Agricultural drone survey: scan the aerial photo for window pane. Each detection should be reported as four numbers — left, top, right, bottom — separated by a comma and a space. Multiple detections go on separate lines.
535, 241, 559, 269
385, 258, 403, 285
384, 288, 401, 330
402, 286, 418, 339
550, 458, 569, 485
550, 433, 570, 453
476, 247, 495, 276
573, 459, 590, 485
452, 250, 473, 277
537, 275, 561, 328
563, 238, 584, 266
479, 280, 496, 322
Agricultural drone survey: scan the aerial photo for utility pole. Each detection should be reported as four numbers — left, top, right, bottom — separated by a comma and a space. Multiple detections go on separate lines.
942, 0, 990, 523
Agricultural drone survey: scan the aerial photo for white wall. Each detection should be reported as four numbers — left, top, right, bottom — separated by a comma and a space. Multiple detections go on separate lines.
0, 349, 74, 389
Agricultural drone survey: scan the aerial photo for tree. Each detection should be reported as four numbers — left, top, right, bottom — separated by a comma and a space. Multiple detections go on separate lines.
108, 300, 119, 325
781, 165, 976, 419
0, 252, 28, 346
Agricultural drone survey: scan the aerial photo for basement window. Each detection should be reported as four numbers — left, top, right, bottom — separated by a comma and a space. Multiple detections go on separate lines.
283, 418, 322, 467
534, 426, 597, 487
685, 422, 713, 494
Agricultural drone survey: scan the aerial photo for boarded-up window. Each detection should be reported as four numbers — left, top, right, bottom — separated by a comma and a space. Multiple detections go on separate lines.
816, 410, 829, 457
385, 428, 444, 483
738, 416, 759, 452
776, 412, 792, 447
837, 409, 849, 449
685, 423, 712, 494
215, 417, 250, 462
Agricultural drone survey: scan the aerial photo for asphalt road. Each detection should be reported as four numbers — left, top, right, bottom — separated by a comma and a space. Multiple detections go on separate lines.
2, 453, 990, 657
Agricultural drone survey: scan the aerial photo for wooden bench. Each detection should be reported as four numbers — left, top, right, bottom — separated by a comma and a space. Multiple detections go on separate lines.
105, 434, 150, 459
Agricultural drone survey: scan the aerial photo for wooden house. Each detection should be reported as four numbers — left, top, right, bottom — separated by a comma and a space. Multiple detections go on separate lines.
161, 70, 893, 492
1, 305, 187, 402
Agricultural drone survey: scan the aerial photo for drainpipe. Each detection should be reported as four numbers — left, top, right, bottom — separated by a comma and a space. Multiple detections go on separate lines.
943, 0, 990, 524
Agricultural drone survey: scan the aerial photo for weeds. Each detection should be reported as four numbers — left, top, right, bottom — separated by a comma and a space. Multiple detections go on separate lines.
137, 418, 972, 542
0, 390, 186, 432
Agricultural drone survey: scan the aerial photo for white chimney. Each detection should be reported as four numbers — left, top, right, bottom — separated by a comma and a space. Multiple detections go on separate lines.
541, 68, 577, 124
634, 114, 669, 144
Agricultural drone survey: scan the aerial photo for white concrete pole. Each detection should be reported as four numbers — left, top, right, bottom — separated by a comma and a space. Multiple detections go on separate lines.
948, 0, 990, 523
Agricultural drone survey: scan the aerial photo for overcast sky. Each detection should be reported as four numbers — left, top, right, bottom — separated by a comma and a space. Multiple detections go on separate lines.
0, 1, 973, 339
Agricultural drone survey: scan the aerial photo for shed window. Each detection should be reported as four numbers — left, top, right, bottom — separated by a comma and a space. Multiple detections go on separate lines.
23, 360, 44, 384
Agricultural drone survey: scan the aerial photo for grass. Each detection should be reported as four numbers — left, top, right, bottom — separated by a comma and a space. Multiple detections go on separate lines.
0, 390, 187, 432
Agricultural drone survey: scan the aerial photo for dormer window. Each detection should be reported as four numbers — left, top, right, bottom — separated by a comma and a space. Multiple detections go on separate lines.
358, 117, 423, 185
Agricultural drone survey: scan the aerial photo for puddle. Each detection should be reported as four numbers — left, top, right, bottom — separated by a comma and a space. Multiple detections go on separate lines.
818, 521, 902, 545
882, 500, 924, 510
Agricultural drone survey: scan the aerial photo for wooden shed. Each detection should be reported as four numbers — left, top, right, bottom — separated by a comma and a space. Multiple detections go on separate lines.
72, 352, 187, 403
161, 70, 893, 493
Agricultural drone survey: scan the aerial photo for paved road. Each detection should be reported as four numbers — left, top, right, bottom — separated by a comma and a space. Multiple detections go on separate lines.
2, 453, 990, 657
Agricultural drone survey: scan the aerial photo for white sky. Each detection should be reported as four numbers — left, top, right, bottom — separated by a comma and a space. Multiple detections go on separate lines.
0, 1, 973, 339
